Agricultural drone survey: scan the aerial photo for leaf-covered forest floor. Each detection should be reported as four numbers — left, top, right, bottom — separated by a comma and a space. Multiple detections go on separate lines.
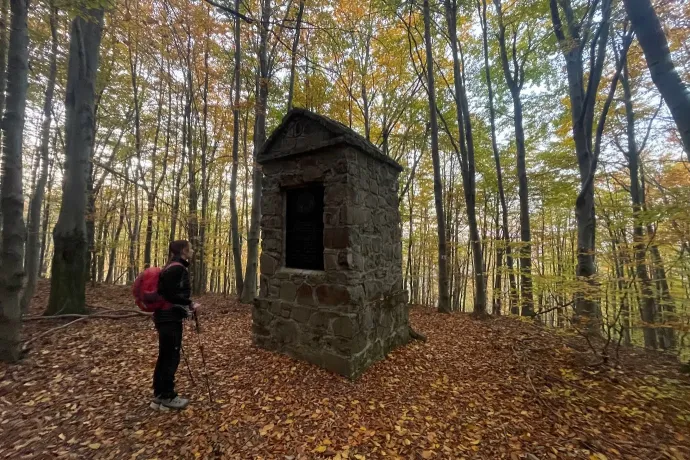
2, 281, 690, 460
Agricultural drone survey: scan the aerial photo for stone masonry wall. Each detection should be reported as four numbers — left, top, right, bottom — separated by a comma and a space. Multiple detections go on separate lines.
253, 122, 409, 379
254, 145, 367, 378
346, 148, 410, 373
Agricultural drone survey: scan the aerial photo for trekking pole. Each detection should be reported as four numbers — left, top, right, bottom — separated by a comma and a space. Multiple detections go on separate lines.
193, 311, 214, 405
180, 343, 196, 385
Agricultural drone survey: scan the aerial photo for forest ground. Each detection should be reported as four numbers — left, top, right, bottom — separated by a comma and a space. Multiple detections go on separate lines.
1, 281, 689, 460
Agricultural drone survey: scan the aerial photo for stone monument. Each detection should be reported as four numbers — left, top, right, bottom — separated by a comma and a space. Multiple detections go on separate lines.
252, 108, 410, 379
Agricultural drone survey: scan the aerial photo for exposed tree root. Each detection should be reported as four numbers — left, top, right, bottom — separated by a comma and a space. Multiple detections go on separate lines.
409, 327, 427, 342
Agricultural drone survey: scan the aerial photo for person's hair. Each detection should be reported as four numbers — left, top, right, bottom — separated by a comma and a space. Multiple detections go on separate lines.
168, 240, 190, 260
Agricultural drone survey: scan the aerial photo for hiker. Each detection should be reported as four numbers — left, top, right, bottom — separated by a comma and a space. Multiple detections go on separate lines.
150, 240, 199, 411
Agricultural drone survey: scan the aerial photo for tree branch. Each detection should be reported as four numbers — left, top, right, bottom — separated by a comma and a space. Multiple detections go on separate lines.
204, 0, 254, 23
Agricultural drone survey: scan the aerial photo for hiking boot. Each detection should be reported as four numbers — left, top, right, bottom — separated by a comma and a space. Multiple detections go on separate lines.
149, 395, 163, 410
158, 396, 189, 411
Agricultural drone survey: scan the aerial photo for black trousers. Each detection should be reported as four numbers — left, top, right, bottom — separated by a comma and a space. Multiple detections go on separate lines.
153, 321, 183, 399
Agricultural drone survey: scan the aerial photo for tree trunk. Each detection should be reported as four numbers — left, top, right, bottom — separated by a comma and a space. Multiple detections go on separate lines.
444, 0, 487, 316
90, 202, 100, 286
143, 192, 155, 268
461, 239, 471, 312
185, 65, 199, 292
493, 2, 533, 316
27, 137, 40, 223
550, 0, 612, 334
46, 7, 105, 316
169, 119, 185, 241
639, 167, 676, 349
0, 0, 29, 361
242, 104, 250, 239
96, 210, 109, 283
127, 165, 140, 283
446, 161, 455, 309
620, 59, 658, 349
452, 207, 461, 311
513, 92, 534, 317
211, 173, 224, 293
480, 189, 489, 282
200, 24, 215, 293
422, 0, 451, 314
404, 183, 414, 295
622, 0, 690, 159
106, 198, 126, 284
600, 193, 634, 346
91, 203, 110, 285
286, 0, 304, 111
0, 0, 9, 162
224, 224, 231, 294
86, 169, 96, 282
649, 241, 675, 349
479, 0, 514, 315
230, 0, 244, 296
241, 0, 271, 304
194, 20, 212, 294
361, 28, 372, 143
21, 3, 57, 312
143, 71, 166, 269
39, 146, 56, 277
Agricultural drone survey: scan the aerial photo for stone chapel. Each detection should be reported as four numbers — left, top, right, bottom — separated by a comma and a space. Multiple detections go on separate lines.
252, 108, 411, 379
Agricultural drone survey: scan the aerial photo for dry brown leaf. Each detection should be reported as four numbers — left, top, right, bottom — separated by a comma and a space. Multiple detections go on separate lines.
3, 281, 688, 460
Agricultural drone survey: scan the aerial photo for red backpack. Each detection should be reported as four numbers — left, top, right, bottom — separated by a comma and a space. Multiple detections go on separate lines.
132, 262, 183, 312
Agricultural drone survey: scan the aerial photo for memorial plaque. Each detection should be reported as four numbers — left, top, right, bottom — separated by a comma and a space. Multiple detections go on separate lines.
285, 184, 324, 270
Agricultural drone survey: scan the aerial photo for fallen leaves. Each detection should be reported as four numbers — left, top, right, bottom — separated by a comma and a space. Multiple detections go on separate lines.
1, 281, 690, 459
260, 423, 275, 436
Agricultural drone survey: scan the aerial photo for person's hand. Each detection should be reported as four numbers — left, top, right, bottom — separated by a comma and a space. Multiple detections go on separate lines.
191, 302, 202, 313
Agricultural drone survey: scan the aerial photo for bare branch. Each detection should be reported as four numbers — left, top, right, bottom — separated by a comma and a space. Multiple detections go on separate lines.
204, 0, 254, 23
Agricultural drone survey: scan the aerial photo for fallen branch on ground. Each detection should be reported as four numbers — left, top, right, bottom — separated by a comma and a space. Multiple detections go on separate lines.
22, 311, 151, 352
526, 369, 560, 418
23, 316, 91, 350
23, 310, 151, 321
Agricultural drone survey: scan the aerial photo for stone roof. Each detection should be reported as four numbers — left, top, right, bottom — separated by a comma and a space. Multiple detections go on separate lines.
258, 108, 403, 172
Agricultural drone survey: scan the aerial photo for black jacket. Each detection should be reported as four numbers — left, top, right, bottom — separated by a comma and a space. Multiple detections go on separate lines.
154, 257, 192, 323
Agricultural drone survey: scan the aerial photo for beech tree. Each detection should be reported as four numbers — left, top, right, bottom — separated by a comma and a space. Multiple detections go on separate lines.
422, 0, 451, 313
477, 0, 515, 315
622, 0, 690, 160
286, 0, 305, 111
493, 0, 534, 316
444, 0, 488, 316
22, 2, 58, 313
0, 0, 9, 158
229, 0, 244, 295
46, 6, 105, 316
549, 0, 611, 333
240, 0, 297, 303
0, 0, 29, 361
240, 0, 271, 303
